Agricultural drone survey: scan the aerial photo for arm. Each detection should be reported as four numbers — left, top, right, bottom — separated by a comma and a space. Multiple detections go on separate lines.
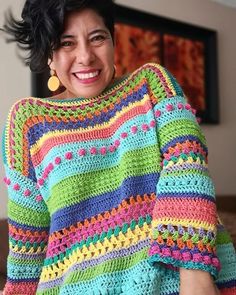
180, 268, 220, 295
146, 64, 220, 289
2, 101, 50, 295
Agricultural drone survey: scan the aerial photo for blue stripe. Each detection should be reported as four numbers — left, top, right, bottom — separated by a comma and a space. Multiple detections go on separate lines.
156, 193, 216, 202
161, 135, 208, 154
217, 280, 236, 288
8, 218, 49, 232
50, 173, 159, 233
27, 85, 149, 147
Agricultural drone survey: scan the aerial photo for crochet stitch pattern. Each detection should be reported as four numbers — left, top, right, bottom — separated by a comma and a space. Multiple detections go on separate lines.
2, 63, 236, 295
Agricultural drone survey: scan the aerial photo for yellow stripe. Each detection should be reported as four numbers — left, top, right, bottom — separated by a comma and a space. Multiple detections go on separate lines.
152, 219, 216, 232
149, 63, 177, 96
165, 158, 207, 168
40, 223, 151, 282
30, 94, 150, 155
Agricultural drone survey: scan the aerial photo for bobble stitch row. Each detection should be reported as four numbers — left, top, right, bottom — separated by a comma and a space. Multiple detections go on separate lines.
37, 120, 156, 187
154, 102, 197, 119
3, 177, 43, 202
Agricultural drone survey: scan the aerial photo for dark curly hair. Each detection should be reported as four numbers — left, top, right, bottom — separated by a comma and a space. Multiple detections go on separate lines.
3, 0, 115, 72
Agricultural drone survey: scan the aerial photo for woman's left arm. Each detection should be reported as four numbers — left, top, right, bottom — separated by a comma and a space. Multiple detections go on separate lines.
145, 63, 220, 288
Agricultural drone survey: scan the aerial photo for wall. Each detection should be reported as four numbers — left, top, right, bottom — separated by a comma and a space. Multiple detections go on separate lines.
0, 0, 236, 218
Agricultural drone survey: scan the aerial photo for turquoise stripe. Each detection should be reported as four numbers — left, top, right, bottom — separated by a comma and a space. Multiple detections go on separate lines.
216, 243, 236, 283
34, 110, 155, 172
41, 132, 158, 200
8, 263, 42, 279
4, 166, 46, 212
153, 96, 197, 128
52, 260, 163, 295
1, 126, 7, 164
157, 174, 215, 197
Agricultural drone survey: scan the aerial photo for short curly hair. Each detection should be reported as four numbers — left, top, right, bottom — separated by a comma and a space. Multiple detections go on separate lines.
3, 0, 115, 72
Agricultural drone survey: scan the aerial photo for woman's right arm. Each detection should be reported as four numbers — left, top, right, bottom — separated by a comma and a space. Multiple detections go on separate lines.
2, 100, 50, 295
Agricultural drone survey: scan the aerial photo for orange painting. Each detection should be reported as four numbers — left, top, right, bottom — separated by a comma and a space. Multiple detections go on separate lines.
164, 35, 205, 111
114, 23, 161, 77
114, 23, 206, 113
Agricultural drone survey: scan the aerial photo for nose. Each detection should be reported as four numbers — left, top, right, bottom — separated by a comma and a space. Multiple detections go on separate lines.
75, 43, 95, 66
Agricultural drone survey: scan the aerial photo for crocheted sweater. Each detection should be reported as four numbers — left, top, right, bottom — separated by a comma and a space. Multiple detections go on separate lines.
2, 63, 236, 295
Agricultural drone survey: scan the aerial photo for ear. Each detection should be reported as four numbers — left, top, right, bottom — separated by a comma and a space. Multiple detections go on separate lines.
48, 59, 56, 71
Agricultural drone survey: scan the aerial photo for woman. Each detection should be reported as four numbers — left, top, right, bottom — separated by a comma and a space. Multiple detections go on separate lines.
1, 0, 235, 294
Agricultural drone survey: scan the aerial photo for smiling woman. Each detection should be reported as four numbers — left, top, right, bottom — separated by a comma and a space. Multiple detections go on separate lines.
48, 9, 115, 99
1, 0, 236, 295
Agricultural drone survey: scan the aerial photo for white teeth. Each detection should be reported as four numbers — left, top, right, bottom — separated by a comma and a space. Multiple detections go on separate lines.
75, 71, 99, 80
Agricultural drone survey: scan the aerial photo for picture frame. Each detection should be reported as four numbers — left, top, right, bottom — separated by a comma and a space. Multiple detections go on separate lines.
31, 4, 219, 124
113, 4, 219, 124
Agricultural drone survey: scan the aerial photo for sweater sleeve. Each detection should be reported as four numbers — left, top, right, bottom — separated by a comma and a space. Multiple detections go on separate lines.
146, 63, 220, 278
2, 100, 50, 295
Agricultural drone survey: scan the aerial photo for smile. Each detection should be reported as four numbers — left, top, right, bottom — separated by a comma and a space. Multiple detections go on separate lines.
74, 70, 100, 80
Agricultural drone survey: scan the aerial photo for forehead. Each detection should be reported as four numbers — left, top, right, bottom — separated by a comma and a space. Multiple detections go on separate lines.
63, 8, 106, 33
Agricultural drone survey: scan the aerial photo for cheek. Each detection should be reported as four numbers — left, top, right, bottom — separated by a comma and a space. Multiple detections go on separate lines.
104, 47, 114, 69
52, 53, 71, 73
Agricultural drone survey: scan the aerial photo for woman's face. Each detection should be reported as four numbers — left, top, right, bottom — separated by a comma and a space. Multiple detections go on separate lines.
49, 9, 114, 99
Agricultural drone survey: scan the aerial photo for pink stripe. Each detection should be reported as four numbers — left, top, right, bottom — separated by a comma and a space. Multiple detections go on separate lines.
153, 198, 217, 225
46, 197, 155, 258
31, 102, 152, 166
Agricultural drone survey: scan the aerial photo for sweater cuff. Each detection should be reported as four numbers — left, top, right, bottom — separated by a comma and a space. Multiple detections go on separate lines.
148, 223, 221, 279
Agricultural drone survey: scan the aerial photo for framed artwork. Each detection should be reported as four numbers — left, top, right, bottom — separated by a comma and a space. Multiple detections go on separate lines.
31, 4, 219, 124
114, 5, 219, 124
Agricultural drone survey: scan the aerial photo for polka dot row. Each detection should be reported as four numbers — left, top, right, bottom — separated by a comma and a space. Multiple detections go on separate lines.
154, 102, 197, 118
3, 177, 43, 202
3, 119, 157, 194
36, 120, 157, 188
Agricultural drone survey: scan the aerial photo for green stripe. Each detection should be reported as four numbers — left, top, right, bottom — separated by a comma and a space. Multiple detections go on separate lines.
8, 255, 43, 266
37, 248, 148, 295
216, 229, 233, 245
159, 119, 206, 148
47, 145, 161, 214
8, 200, 50, 227
66, 247, 148, 283
161, 168, 210, 178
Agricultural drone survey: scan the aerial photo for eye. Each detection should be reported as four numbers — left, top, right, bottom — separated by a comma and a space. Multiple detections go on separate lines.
90, 34, 107, 44
60, 40, 73, 47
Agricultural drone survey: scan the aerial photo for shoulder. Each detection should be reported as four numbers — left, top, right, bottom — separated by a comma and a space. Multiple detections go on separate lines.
3, 97, 41, 170
131, 63, 184, 99
6, 97, 42, 127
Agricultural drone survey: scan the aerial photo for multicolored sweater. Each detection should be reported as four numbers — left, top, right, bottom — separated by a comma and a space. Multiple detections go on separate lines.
2, 63, 236, 295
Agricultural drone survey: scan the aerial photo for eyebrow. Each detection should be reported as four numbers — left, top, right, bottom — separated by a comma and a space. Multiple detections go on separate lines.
60, 29, 109, 39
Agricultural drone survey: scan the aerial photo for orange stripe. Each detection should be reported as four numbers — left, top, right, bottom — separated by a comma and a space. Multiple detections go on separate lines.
31, 102, 152, 166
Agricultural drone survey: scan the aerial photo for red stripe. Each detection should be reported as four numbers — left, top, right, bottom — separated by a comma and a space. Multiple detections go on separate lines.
31, 102, 152, 166
153, 198, 217, 225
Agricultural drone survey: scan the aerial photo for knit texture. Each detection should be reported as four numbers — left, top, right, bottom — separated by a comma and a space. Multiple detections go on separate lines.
2, 63, 236, 295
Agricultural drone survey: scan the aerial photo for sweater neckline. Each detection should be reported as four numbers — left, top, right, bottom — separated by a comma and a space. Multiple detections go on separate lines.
37, 74, 130, 104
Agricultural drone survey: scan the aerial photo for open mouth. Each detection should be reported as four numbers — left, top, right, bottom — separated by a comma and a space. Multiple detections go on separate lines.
73, 70, 100, 81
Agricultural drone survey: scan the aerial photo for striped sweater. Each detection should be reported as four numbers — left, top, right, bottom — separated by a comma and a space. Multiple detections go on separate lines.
2, 63, 236, 295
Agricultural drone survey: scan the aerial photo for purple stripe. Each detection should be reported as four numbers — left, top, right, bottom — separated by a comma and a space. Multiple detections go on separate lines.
27, 85, 148, 147
38, 238, 149, 290
161, 135, 208, 154
165, 163, 207, 172
9, 249, 45, 260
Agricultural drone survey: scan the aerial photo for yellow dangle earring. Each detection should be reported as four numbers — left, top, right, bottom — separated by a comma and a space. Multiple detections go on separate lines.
47, 69, 60, 92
